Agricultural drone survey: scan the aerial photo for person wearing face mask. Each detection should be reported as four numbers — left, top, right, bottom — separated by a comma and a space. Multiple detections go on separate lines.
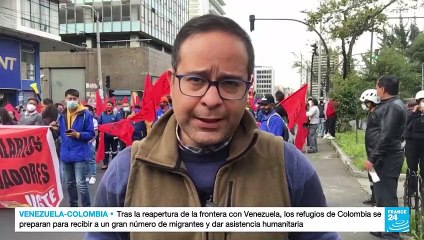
306, 98, 320, 153
364, 76, 407, 239
258, 94, 288, 139
154, 96, 171, 123
359, 89, 381, 206
19, 98, 42, 125
405, 90, 424, 199
98, 101, 122, 170
57, 89, 95, 207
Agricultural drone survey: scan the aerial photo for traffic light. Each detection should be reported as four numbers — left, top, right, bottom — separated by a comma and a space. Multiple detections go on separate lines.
105, 76, 111, 88
373, 49, 380, 61
249, 15, 255, 32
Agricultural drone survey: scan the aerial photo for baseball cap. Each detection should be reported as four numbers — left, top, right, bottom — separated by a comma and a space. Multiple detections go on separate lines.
260, 95, 275, 105
160, 96, 169, 103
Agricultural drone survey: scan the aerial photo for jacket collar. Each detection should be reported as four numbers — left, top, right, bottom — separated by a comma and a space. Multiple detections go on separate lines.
134, 108, 259, 169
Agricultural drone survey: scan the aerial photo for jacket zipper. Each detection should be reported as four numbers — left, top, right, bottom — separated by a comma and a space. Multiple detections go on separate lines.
224, 181, 234, 240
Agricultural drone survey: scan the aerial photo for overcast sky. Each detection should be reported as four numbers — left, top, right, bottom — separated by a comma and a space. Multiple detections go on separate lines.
223, 0, 424, 90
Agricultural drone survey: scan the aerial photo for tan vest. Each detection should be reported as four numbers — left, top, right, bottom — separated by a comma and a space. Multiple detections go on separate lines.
125, 110, 291, 240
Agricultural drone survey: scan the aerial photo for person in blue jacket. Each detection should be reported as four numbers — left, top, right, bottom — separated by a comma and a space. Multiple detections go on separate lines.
259, 94, 286, 137
58, 89, 95, 207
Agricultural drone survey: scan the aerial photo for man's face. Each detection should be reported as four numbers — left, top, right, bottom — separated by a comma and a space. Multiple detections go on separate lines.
376, 81, 384, 98
260, 103, 272, 112
106, 103, 113, 111
170, 31, 249, 146
123, 103, 130, 108
57, 105, 64, 112
28, 99, 38, 106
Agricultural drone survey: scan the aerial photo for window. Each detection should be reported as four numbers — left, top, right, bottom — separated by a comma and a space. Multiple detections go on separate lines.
112, 1, 121, 21
103, 2, 111, 22
122, 0, 130, 21
76, 6, 84, 23
21, 44, 35, 80
67, 3, 75, 23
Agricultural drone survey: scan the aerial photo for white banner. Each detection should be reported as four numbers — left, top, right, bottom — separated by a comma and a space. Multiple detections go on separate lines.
15, 207, 410, 232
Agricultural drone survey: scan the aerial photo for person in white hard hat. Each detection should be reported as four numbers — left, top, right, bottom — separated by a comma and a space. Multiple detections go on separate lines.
359, 89, 381, 206
405, 90, 424, 198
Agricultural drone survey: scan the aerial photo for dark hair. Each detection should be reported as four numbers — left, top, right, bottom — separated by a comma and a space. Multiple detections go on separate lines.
85, 105, 94, 112
65, 89, 80, 98
106, 101, 114, 105
171, 14, 255, 78
377, 75, 399, 95
275, 90, 285, 102
134, 105, 141, 109
0, 107, 14, 125
54, 103, 64, 108
42, 98, 54, 105
42, 104, 58, 122
312, 98, 319, 106
27, 97, 39, 104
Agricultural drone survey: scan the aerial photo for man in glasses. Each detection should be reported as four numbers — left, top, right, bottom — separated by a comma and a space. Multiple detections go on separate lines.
87, 14, 339, 240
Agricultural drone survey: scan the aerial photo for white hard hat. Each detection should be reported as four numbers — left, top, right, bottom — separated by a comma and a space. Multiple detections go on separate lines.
416, 90, 424, 100
359, 89, 380, 104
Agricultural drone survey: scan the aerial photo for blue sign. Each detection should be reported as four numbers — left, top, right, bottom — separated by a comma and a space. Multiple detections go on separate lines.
385, 207, 410, 232
0, 37, 21, 89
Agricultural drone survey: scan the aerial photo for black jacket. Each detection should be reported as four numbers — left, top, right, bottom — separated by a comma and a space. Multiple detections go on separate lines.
405, 110, 424, 141
368, 97, 407, 167
365, 111, 379, 158
318, 102, 325, 118
275, 104, 288, 123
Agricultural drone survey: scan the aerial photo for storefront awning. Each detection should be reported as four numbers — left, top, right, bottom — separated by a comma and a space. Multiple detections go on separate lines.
0, 27, 85, 52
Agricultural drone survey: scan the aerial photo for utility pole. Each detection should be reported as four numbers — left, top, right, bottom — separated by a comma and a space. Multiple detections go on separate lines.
317, 16, 322, 98
422, 62, 424, 90
82, 5, 103, 97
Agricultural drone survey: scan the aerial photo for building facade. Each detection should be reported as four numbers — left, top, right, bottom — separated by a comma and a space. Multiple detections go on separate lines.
254, 66, 275, 99
310, 47, 339, 98
40, 0, 189, 102
0, 0, 79, 106
189, 0, 225, 19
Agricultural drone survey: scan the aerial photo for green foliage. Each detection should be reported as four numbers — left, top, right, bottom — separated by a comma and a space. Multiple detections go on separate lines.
305, 0, 397, 78
335, 131, 367, 170
408, 33, 424, 63
331, 73, 367, 130
379, 20, 420, 51
335, 131, 407, 173
362, 46, 421, 98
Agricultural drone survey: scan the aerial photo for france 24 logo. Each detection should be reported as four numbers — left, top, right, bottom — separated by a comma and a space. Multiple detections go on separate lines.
385, 207, 410, 232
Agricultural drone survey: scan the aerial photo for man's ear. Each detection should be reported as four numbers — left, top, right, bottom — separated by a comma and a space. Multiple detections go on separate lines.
167, 68, 174, 86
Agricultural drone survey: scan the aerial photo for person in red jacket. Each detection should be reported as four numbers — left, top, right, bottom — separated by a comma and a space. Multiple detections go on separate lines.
323, 98, 337, 139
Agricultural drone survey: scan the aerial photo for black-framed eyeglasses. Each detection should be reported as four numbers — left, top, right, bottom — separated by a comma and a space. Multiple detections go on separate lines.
174, 74, 252, 100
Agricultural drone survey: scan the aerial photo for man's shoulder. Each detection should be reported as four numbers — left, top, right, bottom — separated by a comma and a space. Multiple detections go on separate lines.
100, 147, 132, 195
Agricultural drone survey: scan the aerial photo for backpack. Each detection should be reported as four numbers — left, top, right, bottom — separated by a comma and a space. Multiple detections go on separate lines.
266, 113, 290, 142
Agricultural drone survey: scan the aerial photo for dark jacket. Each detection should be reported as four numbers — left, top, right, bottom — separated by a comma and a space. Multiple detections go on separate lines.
275, 103, 288, 123
365, 111, 379, 158
318, 102, 325, 118
405, 110, 424, 141
368, 97, 407, 170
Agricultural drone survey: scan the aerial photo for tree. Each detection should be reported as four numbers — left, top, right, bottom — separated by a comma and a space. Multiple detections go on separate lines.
362, 46, 420, 98
408, 33, 424, 63
379, 19, 421, 51
306, 0, 398, 79
331, 73, 366, 132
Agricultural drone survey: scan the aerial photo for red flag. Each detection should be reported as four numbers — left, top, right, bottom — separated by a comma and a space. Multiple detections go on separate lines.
36, 103, 42, 113
98, 119, 134, 146
4, 103, 20, 121
81, 99, 88, 106
248, 90, 257, 112
95, 89, 104, 116
95, 132, 105, 163
151, 71, 170, 108
135, 96, 140, 106
122, 96, 128, 104
139, 74, 155, 122
281, 84, 308, 150
110, 97, 116, 106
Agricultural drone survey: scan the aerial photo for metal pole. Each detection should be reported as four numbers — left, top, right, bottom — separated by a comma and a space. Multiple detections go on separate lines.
317, 19, 322, 98
96, 11, 103, 97
422, 62, 424, 90
310, 52, 315, 97
300, 53, 303, 87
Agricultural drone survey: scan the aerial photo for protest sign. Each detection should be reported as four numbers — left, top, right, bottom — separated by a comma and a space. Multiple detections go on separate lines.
0, 126, 63, 208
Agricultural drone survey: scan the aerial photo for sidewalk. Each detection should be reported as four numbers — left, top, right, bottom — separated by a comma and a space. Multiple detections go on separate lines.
307, 138, 380, 240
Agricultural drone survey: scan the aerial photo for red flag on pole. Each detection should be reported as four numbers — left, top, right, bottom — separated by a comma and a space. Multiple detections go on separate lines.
122, 96, 128, 104
281, 84, 308, 150
150, 71, 171, 108
95, 132, 105, 163
95, 89, 104, 116
4, 103, 20, 121
139, 74, 155, 122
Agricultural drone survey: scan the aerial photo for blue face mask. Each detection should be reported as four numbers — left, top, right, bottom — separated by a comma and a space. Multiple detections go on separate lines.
66, 100, 78, 110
